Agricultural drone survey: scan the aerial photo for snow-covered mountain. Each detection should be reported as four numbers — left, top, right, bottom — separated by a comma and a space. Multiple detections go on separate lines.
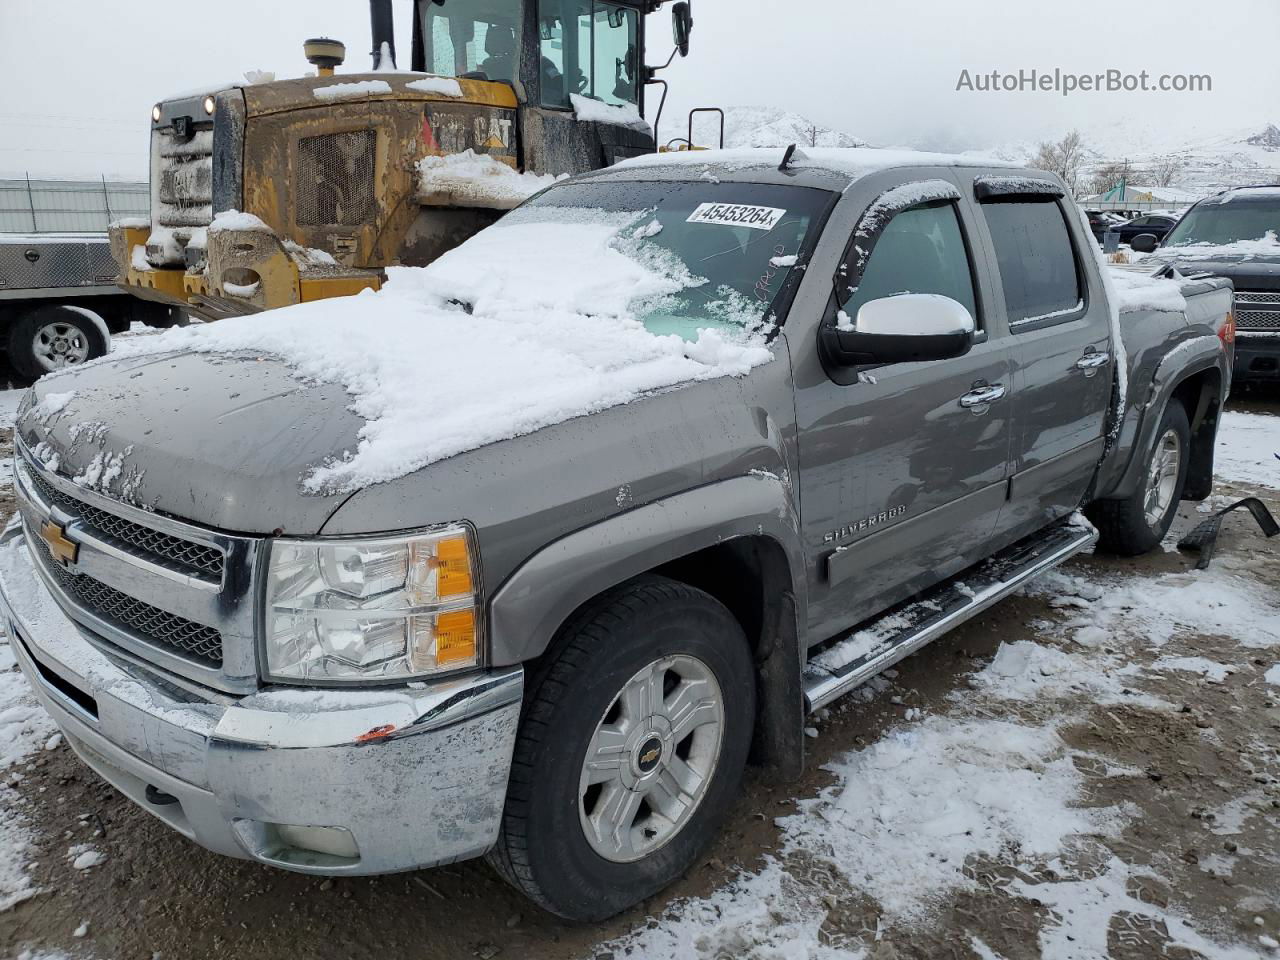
707, 106, 868, 150
987, 121, 1280, 196
690, 107, 1280, 199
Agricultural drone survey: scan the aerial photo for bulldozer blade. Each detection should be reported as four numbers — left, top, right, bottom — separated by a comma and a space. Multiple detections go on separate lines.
1177, 497, 1280, 570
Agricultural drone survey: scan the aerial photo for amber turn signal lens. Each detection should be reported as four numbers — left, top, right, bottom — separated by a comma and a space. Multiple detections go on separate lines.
435, 536, 474, 597
434, 610, 477, 667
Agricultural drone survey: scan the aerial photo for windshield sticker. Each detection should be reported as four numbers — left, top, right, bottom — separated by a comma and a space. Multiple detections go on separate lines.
687, 203, 787, 232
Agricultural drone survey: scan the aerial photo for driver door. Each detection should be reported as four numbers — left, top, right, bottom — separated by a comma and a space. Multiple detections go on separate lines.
794, 179, 1013, 639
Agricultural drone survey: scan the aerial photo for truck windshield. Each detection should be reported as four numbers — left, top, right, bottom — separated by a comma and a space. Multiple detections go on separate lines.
422, 0, 523, 83
512, 180, 833, 339
1163, 198, 1280, 248
538, 0, 639, 110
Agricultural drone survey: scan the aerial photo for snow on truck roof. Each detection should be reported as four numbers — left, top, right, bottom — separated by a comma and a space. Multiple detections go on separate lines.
613, 146, 1020, 187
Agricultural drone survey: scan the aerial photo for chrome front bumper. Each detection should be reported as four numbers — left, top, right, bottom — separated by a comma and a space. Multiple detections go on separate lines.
0, 523, 523, 875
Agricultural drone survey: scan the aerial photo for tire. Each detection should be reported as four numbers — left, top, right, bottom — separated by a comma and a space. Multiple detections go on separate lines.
7, 305, 108, 382
487, 576, 755, 922
1087, 400, 1191, 556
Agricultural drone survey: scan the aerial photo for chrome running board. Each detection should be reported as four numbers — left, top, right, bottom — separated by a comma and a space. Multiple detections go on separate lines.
803, 520, 1097, 713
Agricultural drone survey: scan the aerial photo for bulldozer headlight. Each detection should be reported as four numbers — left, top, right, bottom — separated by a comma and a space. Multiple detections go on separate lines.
151, 104, 162, 123
203, 96, 215, 116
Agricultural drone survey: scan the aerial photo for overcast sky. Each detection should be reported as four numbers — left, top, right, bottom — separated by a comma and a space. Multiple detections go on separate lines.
2, 0, 1277, 180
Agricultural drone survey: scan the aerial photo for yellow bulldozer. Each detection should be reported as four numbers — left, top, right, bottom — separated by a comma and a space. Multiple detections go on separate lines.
110, 0, 697, 321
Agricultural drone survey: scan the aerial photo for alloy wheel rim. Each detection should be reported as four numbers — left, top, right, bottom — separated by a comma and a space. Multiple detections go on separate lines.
1143, 428, 1182, 528
33, 321, 90, 370
578, 654, 724, 864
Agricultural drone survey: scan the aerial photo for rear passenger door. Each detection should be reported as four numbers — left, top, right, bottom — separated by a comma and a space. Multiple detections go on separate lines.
971, 180, 1113, 540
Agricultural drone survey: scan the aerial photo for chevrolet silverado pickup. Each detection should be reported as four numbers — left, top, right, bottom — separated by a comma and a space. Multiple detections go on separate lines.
0, 148, 1235, 922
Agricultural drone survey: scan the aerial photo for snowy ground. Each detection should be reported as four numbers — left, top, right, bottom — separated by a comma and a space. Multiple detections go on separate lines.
0, 388, 1277, 959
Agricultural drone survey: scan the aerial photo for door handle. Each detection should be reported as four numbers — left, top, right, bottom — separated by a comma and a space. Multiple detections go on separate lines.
1076, 352, 1111, 376
959, 383, 1007, 408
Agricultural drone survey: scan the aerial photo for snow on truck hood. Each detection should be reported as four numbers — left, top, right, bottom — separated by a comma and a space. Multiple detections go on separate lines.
69, 210, 772, 495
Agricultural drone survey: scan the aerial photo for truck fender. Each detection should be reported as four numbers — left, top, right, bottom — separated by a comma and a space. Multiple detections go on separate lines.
488, 473, 807, 668
1104, 337, 1226, 501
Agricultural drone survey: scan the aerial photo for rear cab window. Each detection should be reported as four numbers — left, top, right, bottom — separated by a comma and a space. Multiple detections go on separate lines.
980, 199, 1085, 329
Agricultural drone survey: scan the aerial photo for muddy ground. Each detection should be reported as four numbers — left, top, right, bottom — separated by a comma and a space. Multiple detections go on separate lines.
2, 387, 1278, 960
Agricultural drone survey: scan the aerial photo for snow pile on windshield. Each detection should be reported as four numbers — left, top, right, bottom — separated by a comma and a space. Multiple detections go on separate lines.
415, 151, 564, 210
1160, 230, 1280, 261
106, 209, 773, 493
570, 93, 650, 131
312, 79, 393, 101
1106, 267, 1188, 313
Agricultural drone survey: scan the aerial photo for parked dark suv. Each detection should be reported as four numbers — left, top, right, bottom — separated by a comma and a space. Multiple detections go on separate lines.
1134, 185, 1280, 383
1112, 213, 1178, 245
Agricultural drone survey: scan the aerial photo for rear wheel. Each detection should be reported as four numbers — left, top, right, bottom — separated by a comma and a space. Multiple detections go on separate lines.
1087, 401, 1191, 555
487, 576, 754, 921
8, 305, 108, 381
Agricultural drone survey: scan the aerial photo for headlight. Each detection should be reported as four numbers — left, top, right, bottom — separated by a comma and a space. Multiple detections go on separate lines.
203, 95, 215, 115
263, 524, 481, 684
152, 104, 162, 123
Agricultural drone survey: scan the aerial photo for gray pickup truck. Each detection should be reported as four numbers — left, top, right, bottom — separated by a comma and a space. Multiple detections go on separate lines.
0, 149, 1234, 922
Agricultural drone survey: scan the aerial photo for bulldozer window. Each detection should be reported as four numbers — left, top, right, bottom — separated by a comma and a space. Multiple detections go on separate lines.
538, 0, 638, 110
422, 0, 521, 83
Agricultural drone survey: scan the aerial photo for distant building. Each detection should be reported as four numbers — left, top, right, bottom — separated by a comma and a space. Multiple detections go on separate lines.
0, 177, 148, 234
1080, 184, 1205, 213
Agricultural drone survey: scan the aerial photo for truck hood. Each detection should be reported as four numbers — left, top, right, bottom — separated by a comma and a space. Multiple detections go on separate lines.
1152, 254, 1280, 281
17, 351, 362, 536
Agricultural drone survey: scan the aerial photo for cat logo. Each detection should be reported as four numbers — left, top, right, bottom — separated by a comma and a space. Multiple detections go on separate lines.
40, 520, 78, 567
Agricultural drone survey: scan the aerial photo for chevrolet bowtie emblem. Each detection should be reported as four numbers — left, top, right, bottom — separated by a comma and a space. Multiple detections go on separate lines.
40, 520, 79, 566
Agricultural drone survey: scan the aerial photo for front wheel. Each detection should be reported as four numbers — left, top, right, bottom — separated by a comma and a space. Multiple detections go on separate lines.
487, 576, 755, 921
1087, 400, 1191, 555
8, 305, 108, 381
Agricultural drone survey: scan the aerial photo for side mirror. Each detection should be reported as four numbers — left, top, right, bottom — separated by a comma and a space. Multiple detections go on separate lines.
672, 2, 692, 57
823, 294, 975, 367
1130, 233, 1159, 254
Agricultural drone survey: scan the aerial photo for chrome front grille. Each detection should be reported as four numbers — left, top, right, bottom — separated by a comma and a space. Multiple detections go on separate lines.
28, 471, 224, 579
14, 448, 262, 693
1234, 291, 1280, 330
33, 536, 223, 666
1236, 310, 1280, 331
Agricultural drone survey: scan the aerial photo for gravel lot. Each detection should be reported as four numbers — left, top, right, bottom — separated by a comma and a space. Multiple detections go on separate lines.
1, 378, 1277, 960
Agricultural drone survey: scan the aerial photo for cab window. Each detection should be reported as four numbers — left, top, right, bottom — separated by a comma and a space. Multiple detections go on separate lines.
422, 0, 521, 83
539, 0, 639, 109
846, 203, 979, 328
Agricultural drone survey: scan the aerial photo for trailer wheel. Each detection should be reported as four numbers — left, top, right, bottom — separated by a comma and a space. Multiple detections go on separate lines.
8, 305, 108, 381
487, 576, 754, 922
1087, 400, 1191, 555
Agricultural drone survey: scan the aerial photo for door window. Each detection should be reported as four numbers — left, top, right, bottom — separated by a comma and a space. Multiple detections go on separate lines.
983, 200, 1083, 326
539, 0, 640, 109
845, 203, 979, 327
422, 0, 522, 82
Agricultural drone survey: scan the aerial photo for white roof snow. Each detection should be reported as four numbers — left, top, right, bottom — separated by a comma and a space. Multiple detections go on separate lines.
617, 146, 1018, 180
312, 79, 393, 101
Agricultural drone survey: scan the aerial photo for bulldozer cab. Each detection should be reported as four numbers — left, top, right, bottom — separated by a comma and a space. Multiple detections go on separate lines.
111, 0, 692, 322
415, 0, 642, 110
413, 0, 655, 170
